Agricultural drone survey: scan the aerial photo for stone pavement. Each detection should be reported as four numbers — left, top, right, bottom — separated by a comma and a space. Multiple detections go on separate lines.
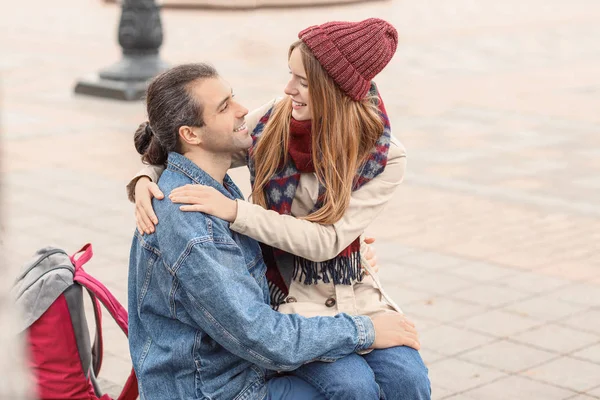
1, 0, 599, 398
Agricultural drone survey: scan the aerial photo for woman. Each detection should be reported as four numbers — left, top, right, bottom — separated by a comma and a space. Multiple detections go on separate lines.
130, 19, 430, 400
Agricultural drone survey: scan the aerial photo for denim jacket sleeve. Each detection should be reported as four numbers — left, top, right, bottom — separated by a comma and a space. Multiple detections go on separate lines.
172, 238, 375, 371
126, 164, 165, 202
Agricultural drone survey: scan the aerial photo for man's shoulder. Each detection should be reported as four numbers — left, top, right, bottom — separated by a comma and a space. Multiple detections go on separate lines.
154, 200, 234, 246
156, 168, 189, 195
154, 169, 235, 244
152, 208, 236, 270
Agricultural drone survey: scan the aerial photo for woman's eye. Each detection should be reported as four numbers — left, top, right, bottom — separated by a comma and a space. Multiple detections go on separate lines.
300, 82, 308, 88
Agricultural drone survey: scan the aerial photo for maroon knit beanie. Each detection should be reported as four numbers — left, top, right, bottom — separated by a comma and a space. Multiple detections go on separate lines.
298, 18, 398, 101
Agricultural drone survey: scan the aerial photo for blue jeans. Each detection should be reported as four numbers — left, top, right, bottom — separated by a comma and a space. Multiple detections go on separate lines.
290, 346, 431, 400
267, 375, 326, 399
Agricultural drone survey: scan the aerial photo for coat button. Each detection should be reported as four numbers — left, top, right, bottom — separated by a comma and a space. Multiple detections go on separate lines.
325, 297, 336, 308
286, 296, 297, 303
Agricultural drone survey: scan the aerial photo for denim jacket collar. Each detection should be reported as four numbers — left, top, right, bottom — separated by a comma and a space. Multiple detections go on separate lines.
166, 152, 242, 200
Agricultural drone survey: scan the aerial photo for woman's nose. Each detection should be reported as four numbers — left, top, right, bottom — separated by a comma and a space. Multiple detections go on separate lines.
284, 80, 297, 96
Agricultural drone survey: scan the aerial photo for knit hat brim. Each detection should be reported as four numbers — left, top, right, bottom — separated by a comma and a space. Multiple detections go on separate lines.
299, 25, 372, 101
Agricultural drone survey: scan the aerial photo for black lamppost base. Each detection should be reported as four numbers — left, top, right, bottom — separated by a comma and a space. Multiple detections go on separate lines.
74, 0, 168, 101
75, 54, 169, 101
74, 74, 149, 101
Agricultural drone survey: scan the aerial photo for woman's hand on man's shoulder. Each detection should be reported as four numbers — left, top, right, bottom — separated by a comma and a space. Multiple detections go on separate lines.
135, 177, 164, 235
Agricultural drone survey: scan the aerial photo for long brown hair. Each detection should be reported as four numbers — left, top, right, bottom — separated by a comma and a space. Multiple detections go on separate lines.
251, 41, 385, 224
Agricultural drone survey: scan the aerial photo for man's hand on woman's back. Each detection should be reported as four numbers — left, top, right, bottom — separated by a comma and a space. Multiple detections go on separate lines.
371, 313, 420, 351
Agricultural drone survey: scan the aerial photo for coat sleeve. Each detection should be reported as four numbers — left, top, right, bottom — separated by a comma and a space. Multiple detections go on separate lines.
126, 164, 165, 202
229, 137, 407, 262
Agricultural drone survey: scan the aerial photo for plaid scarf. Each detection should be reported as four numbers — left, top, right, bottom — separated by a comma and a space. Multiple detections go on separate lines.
248, 83, 392, 307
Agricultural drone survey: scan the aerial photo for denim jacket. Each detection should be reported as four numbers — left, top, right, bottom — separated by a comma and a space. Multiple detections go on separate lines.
128, 152, 375, 400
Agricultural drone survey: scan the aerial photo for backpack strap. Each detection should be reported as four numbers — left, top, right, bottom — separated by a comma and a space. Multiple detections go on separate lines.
71, 244, 139, 400
71, 243, 94, 270
87, 289, 104, 376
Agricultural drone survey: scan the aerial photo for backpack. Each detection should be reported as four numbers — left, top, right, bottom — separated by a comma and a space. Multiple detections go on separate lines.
12, 244, 138, 400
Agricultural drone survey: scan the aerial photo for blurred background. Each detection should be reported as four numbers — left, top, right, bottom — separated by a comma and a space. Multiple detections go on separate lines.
1, 0, 599, 398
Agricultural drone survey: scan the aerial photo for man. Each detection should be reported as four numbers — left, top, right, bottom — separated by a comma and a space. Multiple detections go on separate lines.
129, 63, 418, 400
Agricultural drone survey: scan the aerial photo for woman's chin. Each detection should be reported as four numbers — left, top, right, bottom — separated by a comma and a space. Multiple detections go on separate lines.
291, 109, 310, 121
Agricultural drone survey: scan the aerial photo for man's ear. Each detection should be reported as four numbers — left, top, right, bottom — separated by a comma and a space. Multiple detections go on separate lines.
179, 125, 202, 146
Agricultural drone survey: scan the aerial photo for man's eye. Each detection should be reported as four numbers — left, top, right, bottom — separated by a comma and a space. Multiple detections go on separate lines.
221, 103, 229, 112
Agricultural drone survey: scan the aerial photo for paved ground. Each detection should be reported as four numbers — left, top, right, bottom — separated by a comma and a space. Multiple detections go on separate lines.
1, 0, 599, 398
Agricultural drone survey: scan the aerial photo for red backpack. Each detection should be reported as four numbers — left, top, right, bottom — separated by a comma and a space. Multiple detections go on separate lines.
12, 244, 138, 400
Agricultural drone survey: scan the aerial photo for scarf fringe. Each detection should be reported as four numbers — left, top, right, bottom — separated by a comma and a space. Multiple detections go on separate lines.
293, 253, 364, 286
268, 281, 287, 310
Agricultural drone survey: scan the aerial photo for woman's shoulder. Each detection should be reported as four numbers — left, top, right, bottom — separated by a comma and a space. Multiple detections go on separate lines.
370, 135, 407, 186
246, 98, 281, 141
388, 135, 407, 161
247, 98, 283, 128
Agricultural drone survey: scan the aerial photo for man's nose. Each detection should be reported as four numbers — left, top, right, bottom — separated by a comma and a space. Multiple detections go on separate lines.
236, 102, 248, 118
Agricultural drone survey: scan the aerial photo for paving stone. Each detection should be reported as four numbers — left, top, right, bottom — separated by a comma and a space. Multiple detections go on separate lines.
588, 386, 600, 397
373, 241, 420, 260
419, 347, 447, 366
459, 339, 557, 372
571, 343, 600, 364
456, 309, 544, 338
512, 324, 599, 354
448, 261, 518, 282
523, 357, 600, 392
377, 260, 430, 281
450, 285, 533, 308
462, 375, 576, 400
386, 285, 439, 306
95, 377, 123, 399
428, 358, 506, 393
502, 294, 589, 322
441, 394, 478, 400
398, 271, 476, 295
538, 263, 600, 281
402, 297, 486, 324
420, 324, 496, 357
548, 283, 600, 308
430, 385, 455, 400
496, 272, 571, 294
96, 355, 134, 391
394, 251, 467, 271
